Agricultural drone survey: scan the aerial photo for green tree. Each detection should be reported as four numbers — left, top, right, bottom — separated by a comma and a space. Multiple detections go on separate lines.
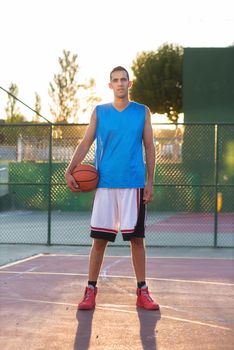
81, 78, 101, 115
49, 49, 100, 123
5, 83, 25, 122
130, 43, 183, 122
33, 92, 42, 122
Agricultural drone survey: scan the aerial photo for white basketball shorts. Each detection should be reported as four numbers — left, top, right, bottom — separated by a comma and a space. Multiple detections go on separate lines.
90, 188, 146, 242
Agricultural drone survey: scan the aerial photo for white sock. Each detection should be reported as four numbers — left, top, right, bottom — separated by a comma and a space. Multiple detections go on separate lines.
88, 284, 95, 289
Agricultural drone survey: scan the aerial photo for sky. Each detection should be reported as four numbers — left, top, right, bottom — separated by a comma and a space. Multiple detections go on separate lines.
0, 0, 233, 122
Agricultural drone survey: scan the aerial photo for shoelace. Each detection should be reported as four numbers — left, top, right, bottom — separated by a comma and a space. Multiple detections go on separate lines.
141, 290, 153, 302
83, 290, 92, 301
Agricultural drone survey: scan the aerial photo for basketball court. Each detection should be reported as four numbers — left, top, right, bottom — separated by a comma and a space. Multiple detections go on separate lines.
0, 248, 233, 349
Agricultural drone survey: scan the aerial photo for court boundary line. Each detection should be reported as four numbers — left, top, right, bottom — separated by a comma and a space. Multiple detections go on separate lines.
0, 296, 231, 332
42, 253, 234, 260
0, 270, 233, 286
0, 254, 43, 270
1, 253, 233, 270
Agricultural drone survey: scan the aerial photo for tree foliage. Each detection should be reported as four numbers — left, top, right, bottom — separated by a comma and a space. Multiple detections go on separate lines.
49, 49, 100, 123
33, 92, 42, 122
130, 43, 183, 122
5, 83, 25, 122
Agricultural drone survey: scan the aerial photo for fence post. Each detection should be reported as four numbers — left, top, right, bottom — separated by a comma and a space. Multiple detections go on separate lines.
47, 125, 53, 245
213, 124, 219, 247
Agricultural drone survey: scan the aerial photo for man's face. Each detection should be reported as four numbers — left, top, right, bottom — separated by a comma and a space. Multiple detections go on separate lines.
109, 70, 132, 98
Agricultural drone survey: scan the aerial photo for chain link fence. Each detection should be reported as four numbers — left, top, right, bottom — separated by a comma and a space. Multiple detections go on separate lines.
0, 122, 233, 247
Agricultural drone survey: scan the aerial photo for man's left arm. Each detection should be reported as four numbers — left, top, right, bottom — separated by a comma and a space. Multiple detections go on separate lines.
143, 107, 155, 204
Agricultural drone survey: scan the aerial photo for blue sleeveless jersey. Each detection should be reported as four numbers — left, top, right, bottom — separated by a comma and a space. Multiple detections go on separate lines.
95, 101, 146, 188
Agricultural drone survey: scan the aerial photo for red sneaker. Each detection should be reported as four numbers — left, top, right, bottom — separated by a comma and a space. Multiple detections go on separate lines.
136, 287, 160, 310
78, 287, 97, 310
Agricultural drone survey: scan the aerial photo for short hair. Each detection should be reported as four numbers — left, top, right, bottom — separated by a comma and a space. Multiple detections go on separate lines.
110, 66, 129, 81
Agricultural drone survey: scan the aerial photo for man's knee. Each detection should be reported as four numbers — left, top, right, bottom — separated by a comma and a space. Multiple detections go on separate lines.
92, 238, 108, 250
130, 237, 145, 248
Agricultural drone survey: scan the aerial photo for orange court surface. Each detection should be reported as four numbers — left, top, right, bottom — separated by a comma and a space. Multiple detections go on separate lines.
0, 246, 234, 350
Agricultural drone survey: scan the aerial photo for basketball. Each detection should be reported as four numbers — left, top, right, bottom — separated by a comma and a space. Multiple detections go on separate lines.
71, 164, 99, 192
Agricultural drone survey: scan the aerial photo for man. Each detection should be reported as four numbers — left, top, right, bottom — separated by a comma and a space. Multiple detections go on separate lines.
65, 66, 159, 311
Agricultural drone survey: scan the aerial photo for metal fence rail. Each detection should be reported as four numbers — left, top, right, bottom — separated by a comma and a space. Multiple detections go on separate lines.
0, 122, 233, 247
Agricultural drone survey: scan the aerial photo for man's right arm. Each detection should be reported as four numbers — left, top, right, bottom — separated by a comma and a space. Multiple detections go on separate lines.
65, 108, 97, 191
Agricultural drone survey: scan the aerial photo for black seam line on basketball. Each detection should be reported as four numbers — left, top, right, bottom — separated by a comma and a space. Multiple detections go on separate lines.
76, 178, 98, 183
72, 170, 98, 174
74, 175, 99, 180
72, 173, 99, 179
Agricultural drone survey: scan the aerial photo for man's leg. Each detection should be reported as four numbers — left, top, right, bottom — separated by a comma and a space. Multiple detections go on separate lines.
130, 237, 159, 310
88, 238, 108, 281
78, 238, 108, 310
130, 237, 146, 282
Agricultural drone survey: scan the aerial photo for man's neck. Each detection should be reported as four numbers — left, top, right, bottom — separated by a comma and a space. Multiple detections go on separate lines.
112, 97, 130, 111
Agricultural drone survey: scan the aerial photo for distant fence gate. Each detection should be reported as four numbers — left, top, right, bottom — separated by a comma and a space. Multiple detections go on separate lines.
0, 122, 233, 247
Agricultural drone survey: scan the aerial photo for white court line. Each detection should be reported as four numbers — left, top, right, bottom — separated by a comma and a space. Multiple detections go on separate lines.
159, 314, 232, 331
0, 254, 43, 270
96, 305, 232, 331
149, 277, 234, 287
0, 297, 231, 332
40, 254, 234, 260
0, 297, 76, 307
0, 270, 233, 287
102, 259, 124, 280
0, 253, 233, 271
4, 265, 44, 281
0, 270, 88, 277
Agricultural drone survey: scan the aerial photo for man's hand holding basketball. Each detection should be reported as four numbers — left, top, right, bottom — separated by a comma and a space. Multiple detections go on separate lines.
65, 172, 81, 192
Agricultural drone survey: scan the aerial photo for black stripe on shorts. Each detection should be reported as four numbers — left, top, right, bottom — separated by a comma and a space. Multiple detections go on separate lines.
123, 188, 146, 241
91, 230, 116, 242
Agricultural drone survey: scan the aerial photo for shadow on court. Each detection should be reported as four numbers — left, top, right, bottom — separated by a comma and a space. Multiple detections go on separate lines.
0, 253, 234, 349
74, 308, 161, 350
74, 310, 95, 350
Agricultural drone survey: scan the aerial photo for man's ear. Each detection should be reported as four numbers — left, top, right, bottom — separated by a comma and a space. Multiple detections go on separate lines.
128, 81, 133, 88
108, 82, 113, 89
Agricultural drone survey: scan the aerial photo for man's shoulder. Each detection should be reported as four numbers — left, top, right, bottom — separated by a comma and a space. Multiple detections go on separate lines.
96, 103, 112, 110
130, 101, 149, 112
95, 103, 111, 116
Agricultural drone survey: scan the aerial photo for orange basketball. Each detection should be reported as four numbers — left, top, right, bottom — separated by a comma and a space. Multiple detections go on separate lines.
71, 164, 99, 192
